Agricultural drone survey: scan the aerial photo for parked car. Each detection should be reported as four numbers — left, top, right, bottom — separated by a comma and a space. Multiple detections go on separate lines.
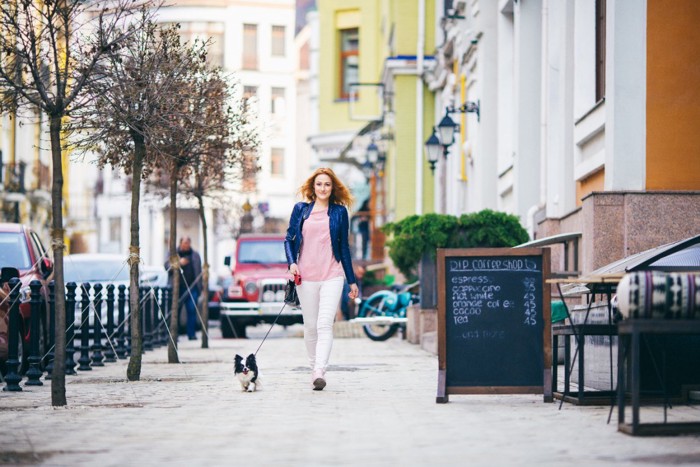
139, 265, 169, 289
0, 223, 53, 376
219, 233, 301, 338
64, 253, 131, 337
206, 275, 222, 321
140, 265, 222, 321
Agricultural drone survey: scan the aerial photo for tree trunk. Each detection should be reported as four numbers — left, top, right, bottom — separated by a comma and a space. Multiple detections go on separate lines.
196, 194, 209, 349
167, 167, 180, 363
126, 133, 145, 380
49, 114, 67, 406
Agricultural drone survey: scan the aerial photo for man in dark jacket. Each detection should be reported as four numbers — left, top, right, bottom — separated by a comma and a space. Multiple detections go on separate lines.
166, 236, 202, 340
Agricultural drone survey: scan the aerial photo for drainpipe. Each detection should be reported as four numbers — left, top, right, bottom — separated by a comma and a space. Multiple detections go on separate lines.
540, 0, 548, 208
415, 0, 426, 215
526, 203, 541, 240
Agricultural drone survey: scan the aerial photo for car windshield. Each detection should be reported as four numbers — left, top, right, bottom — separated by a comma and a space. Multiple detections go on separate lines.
64, 258, 130, 283
0, 232, 31, 269
238, 240, 287, 264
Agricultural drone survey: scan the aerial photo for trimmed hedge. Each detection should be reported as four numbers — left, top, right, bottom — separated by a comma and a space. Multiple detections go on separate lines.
381, 209, 529, 279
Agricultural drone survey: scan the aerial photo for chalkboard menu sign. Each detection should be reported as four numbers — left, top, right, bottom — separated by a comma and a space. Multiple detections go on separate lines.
436, 248, 552, 403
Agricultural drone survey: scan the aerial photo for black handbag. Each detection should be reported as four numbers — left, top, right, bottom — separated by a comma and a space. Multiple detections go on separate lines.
284, 279, 300, 307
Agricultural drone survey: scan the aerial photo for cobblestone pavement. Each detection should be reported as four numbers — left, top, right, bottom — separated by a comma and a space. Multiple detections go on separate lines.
1, 323, 699, 466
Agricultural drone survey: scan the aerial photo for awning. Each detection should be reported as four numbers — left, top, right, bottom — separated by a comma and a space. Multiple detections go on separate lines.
546, 234, 700, 295
591, 234, 700, 274
338, 119, 383, 159
318, 119, 383, 169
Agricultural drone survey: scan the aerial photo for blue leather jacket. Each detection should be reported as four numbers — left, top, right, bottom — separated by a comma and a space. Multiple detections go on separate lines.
284, 201, 357, 285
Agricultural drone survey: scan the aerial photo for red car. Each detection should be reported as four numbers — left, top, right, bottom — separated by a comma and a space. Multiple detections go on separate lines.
0, 223, 53, 375
220, 233, 301, 338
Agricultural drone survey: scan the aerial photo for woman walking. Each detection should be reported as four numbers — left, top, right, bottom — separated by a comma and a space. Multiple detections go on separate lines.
284, 168, 359, 390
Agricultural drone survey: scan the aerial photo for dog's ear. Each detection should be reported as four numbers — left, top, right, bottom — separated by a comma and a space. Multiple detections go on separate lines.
246, 354, 257, 368
235, 354, 243, 363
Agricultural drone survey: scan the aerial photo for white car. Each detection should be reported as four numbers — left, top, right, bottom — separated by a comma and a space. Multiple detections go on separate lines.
63, 254, 131, 345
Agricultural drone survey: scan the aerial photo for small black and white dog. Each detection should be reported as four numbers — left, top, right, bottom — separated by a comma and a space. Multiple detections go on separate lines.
234, 353, 260, 392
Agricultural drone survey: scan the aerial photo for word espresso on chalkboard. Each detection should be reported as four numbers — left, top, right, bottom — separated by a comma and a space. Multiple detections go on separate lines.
437, 248, 552, 403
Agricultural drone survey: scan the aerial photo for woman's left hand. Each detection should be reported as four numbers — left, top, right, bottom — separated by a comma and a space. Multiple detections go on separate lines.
348, 283, 359, 300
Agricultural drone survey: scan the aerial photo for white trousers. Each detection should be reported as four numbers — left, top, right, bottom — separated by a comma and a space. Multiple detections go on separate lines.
296, 276, 344, 371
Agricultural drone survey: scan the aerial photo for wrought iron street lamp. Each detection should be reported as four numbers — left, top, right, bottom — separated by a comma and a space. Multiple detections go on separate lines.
424, 100, 480, 212
366, 142, 379, 166
437, 112, 457, 149
424, 129, 441, 174
361, 159, 374, 179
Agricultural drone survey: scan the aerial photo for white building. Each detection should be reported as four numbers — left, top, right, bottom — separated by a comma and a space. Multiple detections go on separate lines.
428, 0, 700, 274
95, 0, 298, 276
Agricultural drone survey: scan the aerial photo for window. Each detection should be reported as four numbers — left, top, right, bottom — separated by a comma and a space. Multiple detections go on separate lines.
162, 22, 225, 67
238, 240, 287, 264
595, 0, 606, 102
242, 150, 258, 193
243, 85, 258, 113
109, 217, 121, 243
339, 28, 359, 99
271, 87, 285, 115
271, 148, 284, 176
271, 25, 286, 57
243, 24, 258, 70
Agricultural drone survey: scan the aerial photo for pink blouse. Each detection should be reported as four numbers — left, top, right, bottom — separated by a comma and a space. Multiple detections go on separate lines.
298, 208, 345, 282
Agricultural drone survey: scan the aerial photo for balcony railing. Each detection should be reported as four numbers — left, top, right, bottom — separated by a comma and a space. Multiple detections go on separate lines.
0, 160, 27, 194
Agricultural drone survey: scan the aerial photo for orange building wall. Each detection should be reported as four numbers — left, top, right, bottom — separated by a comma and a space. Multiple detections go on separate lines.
576, 169, 605, 207
646, 0, 700, 190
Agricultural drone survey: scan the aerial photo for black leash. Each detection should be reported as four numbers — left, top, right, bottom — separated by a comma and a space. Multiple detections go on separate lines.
253, 302, 288, 357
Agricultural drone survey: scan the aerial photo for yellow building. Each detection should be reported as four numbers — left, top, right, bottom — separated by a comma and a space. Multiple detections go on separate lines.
0, 110, 53, 239
312, 0, 437, 260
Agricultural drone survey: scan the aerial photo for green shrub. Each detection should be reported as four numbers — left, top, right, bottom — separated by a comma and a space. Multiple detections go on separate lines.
381, 209, 529, 278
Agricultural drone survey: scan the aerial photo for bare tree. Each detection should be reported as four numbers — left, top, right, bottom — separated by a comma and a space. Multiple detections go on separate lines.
143, 43, 211, 363
70, 13, 196, 379
0, 0, 150, 406
179, 69, 258, 348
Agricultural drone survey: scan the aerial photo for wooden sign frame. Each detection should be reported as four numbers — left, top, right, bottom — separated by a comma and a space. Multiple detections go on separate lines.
436, 248, 552, 403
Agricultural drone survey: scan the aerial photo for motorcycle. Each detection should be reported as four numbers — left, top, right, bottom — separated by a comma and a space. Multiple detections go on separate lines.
353, 281, 420, 341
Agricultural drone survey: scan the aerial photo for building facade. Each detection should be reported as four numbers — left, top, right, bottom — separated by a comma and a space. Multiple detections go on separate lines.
0, 110, 53, 243
312, 0, 440, 262
428, 0, 700, 274
94, 0, 298, 275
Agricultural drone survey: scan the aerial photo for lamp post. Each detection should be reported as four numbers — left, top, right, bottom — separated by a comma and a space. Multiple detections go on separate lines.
425, 129, 440, 174
424, 101, 480, 213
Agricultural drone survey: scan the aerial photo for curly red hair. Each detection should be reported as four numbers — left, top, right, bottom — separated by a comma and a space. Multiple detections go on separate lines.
298, 167, 354, 207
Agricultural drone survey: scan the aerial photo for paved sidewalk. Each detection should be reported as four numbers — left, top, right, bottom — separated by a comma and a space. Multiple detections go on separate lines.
1, 325, 699, 466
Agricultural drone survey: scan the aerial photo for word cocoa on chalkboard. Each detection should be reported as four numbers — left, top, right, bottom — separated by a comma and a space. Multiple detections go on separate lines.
437, 249, 551, 400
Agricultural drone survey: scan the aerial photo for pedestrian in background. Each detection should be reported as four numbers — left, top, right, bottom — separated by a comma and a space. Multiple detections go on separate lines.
353, 198, 371, 260
166, 236, 202, 341
284, 167, 359, 391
